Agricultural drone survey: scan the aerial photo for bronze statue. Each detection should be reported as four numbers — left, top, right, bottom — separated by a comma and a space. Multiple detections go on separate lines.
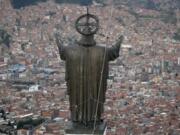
55, 10, 123, 127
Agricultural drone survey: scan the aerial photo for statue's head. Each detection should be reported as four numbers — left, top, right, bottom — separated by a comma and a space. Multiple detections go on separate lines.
75, 10, 99, 46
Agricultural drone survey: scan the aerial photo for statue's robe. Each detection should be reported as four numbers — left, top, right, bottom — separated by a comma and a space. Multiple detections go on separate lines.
59, 42, 120, 124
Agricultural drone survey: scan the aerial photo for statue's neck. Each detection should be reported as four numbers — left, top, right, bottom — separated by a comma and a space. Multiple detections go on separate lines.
78, 35, 96, 47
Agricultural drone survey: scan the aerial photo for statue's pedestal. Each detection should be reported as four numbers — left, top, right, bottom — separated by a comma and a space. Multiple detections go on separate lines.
65, 122, 107, 135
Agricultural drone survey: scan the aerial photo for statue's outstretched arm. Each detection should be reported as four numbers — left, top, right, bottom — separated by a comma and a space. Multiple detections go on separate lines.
55, 34, 66, 60
108, 35, 124, 61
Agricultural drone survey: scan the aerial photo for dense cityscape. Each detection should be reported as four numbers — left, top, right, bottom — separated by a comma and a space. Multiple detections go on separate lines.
0, 0, 179, 135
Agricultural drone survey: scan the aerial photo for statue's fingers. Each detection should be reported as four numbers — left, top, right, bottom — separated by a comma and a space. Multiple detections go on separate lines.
55, 34, 63, 44
119, 35, 124, 41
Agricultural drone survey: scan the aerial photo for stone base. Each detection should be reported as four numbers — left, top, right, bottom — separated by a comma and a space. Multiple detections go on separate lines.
65, 121, 107, 135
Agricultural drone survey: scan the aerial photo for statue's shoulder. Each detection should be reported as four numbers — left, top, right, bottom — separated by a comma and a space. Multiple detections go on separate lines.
96, 44, 107, 49
65, 44, 81, 56
65, 44, 79, 49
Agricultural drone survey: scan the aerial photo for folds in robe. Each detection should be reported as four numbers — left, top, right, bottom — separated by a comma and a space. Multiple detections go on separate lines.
59, 42, 120, 124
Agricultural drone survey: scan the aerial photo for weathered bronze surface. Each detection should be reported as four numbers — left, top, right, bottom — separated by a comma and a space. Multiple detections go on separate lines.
55, 13, 123, 126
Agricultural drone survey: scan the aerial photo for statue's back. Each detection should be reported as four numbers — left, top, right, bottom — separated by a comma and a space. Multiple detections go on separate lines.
65, 44, 108, 124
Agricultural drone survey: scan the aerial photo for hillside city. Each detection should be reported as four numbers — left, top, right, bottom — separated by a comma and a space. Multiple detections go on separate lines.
0, 0, 180, 135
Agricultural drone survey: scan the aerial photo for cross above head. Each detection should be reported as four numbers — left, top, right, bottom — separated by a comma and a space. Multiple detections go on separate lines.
87, 6, 89, 15
86, 7, 90, 24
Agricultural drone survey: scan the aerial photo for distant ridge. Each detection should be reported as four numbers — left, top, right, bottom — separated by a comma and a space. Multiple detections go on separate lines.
10, 0, 47, 9
10, 0, 180, 11
10, 0, 92, 9
55, 0, 92, 5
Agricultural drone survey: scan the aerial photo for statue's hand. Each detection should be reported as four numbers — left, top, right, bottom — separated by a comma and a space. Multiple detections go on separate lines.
54, 33, 63, 48
108, 35, 124, 61
117, 35, 124, 44
54, 33, 66, 60
115, 35, 124, 49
